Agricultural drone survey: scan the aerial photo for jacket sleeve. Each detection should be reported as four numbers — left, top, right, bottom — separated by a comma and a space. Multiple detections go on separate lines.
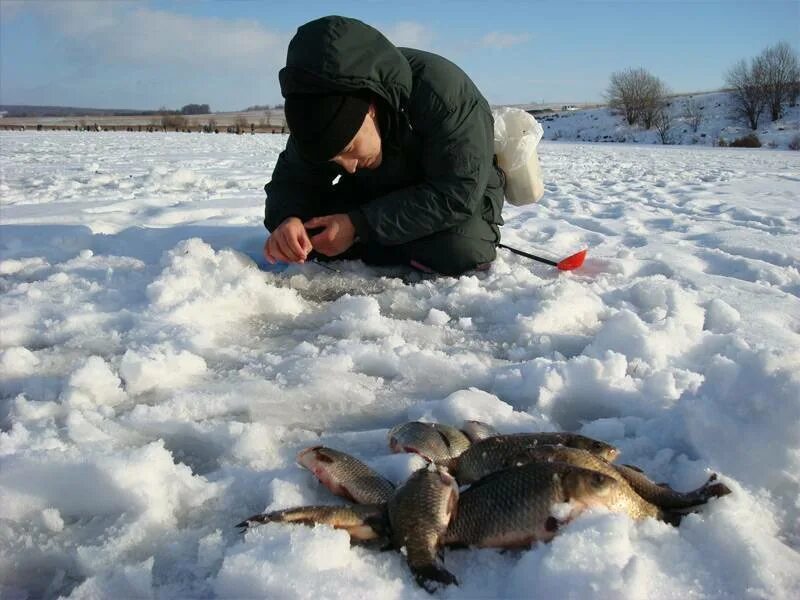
264, 136, 340, 232
354, 91, 495, 245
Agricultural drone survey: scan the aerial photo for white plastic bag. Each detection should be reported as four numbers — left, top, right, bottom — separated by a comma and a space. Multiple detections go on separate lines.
493, 107, 544, 206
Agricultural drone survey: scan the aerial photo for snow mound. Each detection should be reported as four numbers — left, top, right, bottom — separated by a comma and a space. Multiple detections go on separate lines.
147, 238, 305, 328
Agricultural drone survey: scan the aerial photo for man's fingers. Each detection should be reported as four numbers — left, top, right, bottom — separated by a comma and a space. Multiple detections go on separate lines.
274, 233, 298, 262
264, 240, 276, 264
268, 237, 288, 263
282, 229, 308, 262
304, 216, 329, 229
286, 234, 307, 261
313, 222, 338, 243
301, 234, 313, 255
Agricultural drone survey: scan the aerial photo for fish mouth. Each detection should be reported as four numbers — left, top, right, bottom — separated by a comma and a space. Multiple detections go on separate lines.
297, 445, 330, 467
389, 436, 435, 462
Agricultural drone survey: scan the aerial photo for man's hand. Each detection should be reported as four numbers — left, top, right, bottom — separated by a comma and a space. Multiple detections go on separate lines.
304, 214, 356, 257
264, 217, 313, 264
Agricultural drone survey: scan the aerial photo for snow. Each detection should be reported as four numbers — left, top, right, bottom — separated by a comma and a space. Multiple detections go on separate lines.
540, 90, 800, 149
1, 130, 800, 599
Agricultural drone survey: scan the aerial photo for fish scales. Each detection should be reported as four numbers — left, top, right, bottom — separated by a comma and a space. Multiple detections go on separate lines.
513, 446, 663, 519
444, 462, 621, 548
388, 421, 471, 464
453, 433, 619, 484
388, 466, 459, 589
297, 446, 395, 504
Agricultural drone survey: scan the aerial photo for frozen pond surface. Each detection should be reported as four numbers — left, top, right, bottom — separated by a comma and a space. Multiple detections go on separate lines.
1, 131, 799, 598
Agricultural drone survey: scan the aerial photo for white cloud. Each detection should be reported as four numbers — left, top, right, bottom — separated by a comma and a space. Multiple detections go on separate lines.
381, 21, 435, 49
17, 1, 288, 71
0, 0, 27, 20
480, 32, 531, 49
2, 5, 444, 109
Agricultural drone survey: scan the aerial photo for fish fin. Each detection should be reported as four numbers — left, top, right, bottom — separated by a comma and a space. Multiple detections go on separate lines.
622, 464, 645, 473
685, 473, 730, 502
363, 511, 392, 540
446, 541, 470, 550
703, 482, 732, 499
339, 485, 359, 504
463, 467, 514, 490
413, 564, 458, 592
235, 513, 273, 530
661, 510, 683, 527
545, 516, 560, 533
355, 535, 393, 549
662, 483, 731, 522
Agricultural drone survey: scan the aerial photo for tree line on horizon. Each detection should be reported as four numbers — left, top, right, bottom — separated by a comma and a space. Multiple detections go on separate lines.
605, 41, 799, 144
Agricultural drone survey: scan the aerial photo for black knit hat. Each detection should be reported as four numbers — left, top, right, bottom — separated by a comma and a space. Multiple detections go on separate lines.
284, 93, 371, 162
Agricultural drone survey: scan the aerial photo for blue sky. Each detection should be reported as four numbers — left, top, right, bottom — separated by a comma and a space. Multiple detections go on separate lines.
1, 0, 797, 111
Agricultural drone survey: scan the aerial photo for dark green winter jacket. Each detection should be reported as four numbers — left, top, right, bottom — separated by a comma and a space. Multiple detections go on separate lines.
264, 16, 504, 246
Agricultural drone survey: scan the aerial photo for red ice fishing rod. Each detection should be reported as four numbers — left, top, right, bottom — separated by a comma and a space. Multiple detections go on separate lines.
498, 243, 587, 271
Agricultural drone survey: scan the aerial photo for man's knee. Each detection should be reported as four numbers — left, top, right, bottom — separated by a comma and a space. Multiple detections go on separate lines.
403, 233, 497, 276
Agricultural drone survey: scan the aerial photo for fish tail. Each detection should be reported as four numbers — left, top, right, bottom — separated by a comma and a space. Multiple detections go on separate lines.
660, 509, 684, 527
412, 563, 459, 592
235, 513, 275, 529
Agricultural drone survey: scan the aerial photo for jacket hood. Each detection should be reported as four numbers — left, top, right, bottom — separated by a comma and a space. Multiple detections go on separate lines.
279, 16, 412, 112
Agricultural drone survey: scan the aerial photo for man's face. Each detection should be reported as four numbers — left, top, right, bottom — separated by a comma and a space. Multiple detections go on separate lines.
330, 105, 382, 173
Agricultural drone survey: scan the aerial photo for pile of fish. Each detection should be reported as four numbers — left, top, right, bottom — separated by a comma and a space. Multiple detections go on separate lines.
238, 421, 731, 591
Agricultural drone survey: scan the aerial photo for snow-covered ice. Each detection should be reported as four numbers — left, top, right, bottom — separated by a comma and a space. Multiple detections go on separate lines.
1, 131, 799, 598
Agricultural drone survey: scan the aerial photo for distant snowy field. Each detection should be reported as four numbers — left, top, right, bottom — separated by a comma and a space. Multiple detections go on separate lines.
541, 91, 800, 149
1, 131, 799, 599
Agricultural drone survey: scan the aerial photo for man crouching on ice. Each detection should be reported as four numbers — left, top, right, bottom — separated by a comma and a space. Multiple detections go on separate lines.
263, 15, 505, 276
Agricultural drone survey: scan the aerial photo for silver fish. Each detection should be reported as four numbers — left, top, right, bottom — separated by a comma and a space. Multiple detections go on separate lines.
297, 446, 395, 504
452, 433, 620, 484
388, 465, 460, 590
237, 503, 389, 543
388, 421, 471, 464
444, 462, 622, 548
460, 420, 501, 443
501, 445, 661, 519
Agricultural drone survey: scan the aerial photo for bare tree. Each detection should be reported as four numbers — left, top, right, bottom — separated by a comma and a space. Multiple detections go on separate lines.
161, 113, 187, 130
682, 97, 703, 132
725, 58, 768, 130
606, 68, 641, 125
640, 78, 669, 129
790, 78, 800, 107
605, 67, 668, 127
234, 115, 249, 134
654, 109, 673, 144
757, 42, 800, 121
